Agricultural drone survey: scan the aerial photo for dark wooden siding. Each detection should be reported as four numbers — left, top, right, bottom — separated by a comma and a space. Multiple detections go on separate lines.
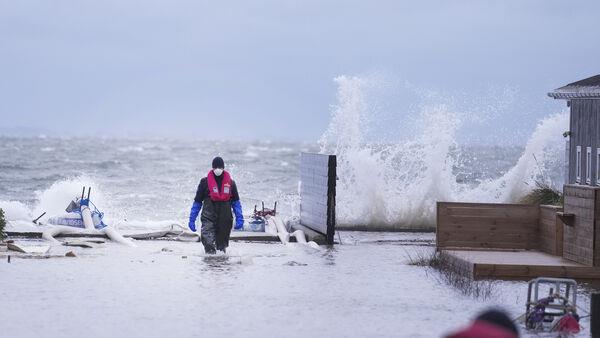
569, 99, 600, 185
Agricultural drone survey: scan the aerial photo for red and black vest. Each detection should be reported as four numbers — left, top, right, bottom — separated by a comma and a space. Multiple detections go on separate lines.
207, 170, 232, 202
446, 321, 518, 338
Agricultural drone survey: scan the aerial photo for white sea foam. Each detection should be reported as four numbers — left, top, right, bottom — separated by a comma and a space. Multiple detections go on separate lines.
1, 175, 109, 227
320, 75, 568, 229
0, 175, 195, 234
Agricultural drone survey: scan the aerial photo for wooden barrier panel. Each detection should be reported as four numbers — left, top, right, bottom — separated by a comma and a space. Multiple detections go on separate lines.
539, 205, 564, 256
436, 202, 539, 250
299, 153, 336, 245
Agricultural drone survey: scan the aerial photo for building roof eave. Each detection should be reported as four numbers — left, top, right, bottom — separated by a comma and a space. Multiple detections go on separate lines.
548, 91, 600, 99
548, 75, 600, 100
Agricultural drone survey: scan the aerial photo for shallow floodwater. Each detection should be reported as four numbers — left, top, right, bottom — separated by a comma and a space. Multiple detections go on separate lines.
0, 233, 593, 338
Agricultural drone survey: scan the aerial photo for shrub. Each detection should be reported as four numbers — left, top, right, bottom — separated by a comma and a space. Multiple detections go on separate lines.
519, 180, 563, 206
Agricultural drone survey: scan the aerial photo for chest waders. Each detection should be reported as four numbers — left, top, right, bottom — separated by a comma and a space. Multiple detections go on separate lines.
200, 197, 233, 254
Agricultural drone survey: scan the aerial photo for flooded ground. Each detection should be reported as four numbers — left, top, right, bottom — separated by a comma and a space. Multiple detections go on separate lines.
0, 232, 594, 337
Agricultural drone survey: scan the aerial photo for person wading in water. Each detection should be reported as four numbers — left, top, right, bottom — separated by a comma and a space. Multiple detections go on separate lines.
188, 157, 244, 254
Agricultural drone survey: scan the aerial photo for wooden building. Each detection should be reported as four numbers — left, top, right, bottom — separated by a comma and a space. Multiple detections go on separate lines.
548, 75, 600, 185
547, 75, 600, 270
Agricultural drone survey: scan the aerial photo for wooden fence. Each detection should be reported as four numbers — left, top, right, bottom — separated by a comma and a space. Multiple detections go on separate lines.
436, 202, 540, 250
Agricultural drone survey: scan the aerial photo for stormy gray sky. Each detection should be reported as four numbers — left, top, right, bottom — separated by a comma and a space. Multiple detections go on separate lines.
0, 1, 598, 143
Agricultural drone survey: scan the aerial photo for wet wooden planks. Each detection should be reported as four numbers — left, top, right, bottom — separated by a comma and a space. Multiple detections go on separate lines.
442, 249, 600, 280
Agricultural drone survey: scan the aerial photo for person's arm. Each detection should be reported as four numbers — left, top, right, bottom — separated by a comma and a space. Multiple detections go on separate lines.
230, 180, 244, 230
188, 179, 206, 232
188, 201, 202, 232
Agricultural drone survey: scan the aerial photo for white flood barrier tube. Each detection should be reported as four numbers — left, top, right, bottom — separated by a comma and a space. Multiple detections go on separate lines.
307, 241, 320, 249
42, 226, 98, 243
290, 229, 320, 249
42, 225, 135, 246
264, 219, 278, 235
103, 227, 136, 247
269, 217, 290, 244
269, 216, 319, 249
291, 230, 307, 244
80, 204, 95, 230
42, 226, 69, 244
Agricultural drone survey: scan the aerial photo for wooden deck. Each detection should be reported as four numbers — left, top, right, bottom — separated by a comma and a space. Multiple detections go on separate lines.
441, 249, 600, 280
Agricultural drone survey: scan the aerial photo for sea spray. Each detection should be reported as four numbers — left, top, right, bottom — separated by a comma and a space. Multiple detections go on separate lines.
0, 175, 114, 229
320, 75, 568, 229
461, 112, 568, 203
31, 175, 110, 221
319, 76, 462, 228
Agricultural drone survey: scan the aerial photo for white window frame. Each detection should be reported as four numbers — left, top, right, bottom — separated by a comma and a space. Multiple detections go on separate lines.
586, 146, 592, 184
597, 148, 600, 186
576, 146, 582, 183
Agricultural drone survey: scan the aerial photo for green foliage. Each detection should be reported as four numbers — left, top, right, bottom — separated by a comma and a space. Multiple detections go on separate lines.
519, 181, 563, 206
0, 208, 5, 240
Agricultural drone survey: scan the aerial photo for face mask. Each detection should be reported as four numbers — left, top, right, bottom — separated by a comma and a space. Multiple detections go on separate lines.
213, 168, 224, 177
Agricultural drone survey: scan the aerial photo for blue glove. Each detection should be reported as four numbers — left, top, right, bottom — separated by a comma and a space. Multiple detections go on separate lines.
188, 201, 202, 232
232, 200, 244, 230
